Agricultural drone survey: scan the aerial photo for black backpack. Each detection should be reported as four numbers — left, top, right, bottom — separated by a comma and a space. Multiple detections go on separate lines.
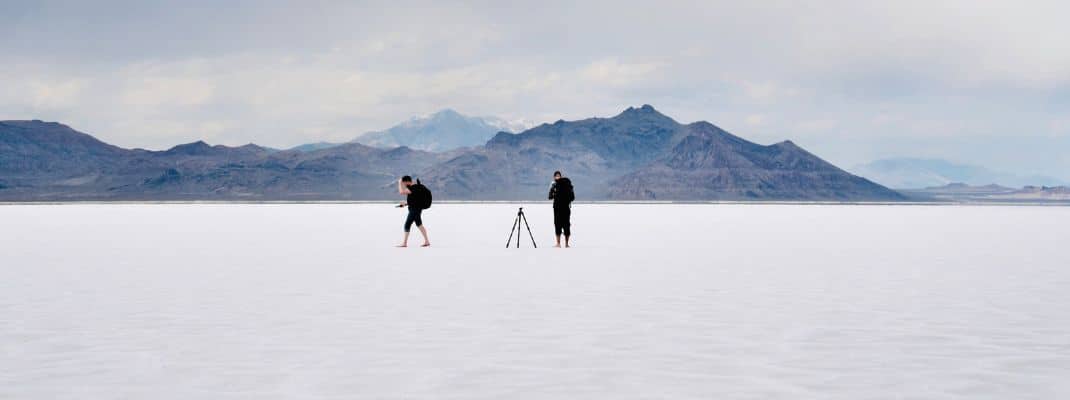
410, 180, 433, 209
557, 178, 575, 203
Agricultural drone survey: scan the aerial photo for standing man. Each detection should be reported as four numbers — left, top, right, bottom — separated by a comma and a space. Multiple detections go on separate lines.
397, 175, 431, 248
548, 171, 574, 248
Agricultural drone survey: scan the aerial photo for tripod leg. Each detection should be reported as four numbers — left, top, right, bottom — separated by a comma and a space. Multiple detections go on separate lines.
516, 215, 521, 248
506, 216, 519, 248
521, 213, 537, 248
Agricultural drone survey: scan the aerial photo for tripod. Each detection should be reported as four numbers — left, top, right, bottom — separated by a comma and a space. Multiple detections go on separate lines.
505, 207, 538, 248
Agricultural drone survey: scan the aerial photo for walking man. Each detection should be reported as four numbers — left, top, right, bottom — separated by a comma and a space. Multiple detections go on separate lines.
397, 175, 431, 247
548, 171, 574, 248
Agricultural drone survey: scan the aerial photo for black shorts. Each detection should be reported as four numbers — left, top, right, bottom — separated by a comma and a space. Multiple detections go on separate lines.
553, 206, 571, 237
404, 208, 423, 232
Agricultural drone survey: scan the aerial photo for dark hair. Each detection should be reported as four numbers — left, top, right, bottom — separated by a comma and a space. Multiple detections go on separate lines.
401, 175, 412, 183
553, 171, 562, 177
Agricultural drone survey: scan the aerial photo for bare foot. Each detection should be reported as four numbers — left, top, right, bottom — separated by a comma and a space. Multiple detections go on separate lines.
565, 244, 571, 248
421, 243, 431, 247
396, 244, 408, 248
553, 244, 561, 248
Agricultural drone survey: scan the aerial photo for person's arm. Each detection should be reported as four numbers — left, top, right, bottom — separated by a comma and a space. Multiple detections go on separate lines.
398, 179, 411, 207
548, 182, 556, 200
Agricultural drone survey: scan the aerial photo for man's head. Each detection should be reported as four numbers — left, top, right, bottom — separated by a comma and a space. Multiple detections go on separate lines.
401, 175, 413, 186
553, 171, 562, 181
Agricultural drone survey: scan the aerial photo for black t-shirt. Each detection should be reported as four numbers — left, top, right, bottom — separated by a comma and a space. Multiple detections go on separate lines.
406, 188, 417, 209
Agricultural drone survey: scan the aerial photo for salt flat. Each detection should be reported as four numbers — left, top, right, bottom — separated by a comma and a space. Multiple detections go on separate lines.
1, 203, 1069, 399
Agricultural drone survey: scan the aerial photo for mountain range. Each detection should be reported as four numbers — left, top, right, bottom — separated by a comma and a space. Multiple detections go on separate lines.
902, 183, 1070, 202
851, 158, 1065, 189
0, 106, 903, 201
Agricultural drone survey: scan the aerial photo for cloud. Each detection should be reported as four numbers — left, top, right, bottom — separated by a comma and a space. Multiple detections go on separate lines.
2, 0, 1069, 178
29, 78, 88, 108
1051, 117, 1070, 137
121, 77, 215, 108
580, 59, 662, 87
739, 81, 800, 104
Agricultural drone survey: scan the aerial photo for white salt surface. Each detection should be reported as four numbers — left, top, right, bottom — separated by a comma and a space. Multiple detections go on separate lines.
1, 203, 1069, 399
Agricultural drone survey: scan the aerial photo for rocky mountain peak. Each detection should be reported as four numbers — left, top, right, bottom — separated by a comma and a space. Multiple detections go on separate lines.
165, 141, 212, 155
612, 104, 677, 124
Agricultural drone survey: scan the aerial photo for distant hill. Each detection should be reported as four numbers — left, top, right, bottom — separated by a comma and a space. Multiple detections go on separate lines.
1, 107, 903, 201
288, 142, 339, 152
0, 120, 449, 200
851, 158, 1065, 189
352, 109, 530, 152
902, 183, 1070, 202
1, 120, 125, 172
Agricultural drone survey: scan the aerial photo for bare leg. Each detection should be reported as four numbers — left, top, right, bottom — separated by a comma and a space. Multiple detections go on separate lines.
554, 234, 561, 248
565, 235, 571, 248
418, 225, 430, 247
398, 231, 409, 247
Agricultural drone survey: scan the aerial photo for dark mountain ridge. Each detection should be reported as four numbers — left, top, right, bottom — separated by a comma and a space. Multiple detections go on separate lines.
423, 106, 902, 201
607, 121, 901, 200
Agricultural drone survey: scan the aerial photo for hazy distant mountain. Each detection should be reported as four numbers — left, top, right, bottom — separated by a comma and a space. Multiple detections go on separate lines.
352, 109, 531, 152
288, 142, 339, 152
1002, 186, 1070, 201
902, 183, 1070, 202
1, 107, 902, 201
479, 115, 538, 134
851, 158, 1065, 189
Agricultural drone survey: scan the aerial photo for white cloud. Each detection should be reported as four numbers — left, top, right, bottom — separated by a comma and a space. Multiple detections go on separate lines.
580, 59, 662, 87
1050, 117, 1070, 138
739, 81, 800, 103
796, 118, 840, 134
121, 77, 215, 108
29, 78, 88, 108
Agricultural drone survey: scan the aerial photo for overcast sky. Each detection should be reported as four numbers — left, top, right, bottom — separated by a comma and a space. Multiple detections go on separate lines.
2, 0, 1068, 177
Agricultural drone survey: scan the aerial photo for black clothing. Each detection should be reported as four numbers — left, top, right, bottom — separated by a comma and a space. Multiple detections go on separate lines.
554, 206, 571, 237
549, 177, 574, 237
548, 178, 574, 208
406, 190, 418, 209
404, 207, 423, 232
408, 183, 432, 209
